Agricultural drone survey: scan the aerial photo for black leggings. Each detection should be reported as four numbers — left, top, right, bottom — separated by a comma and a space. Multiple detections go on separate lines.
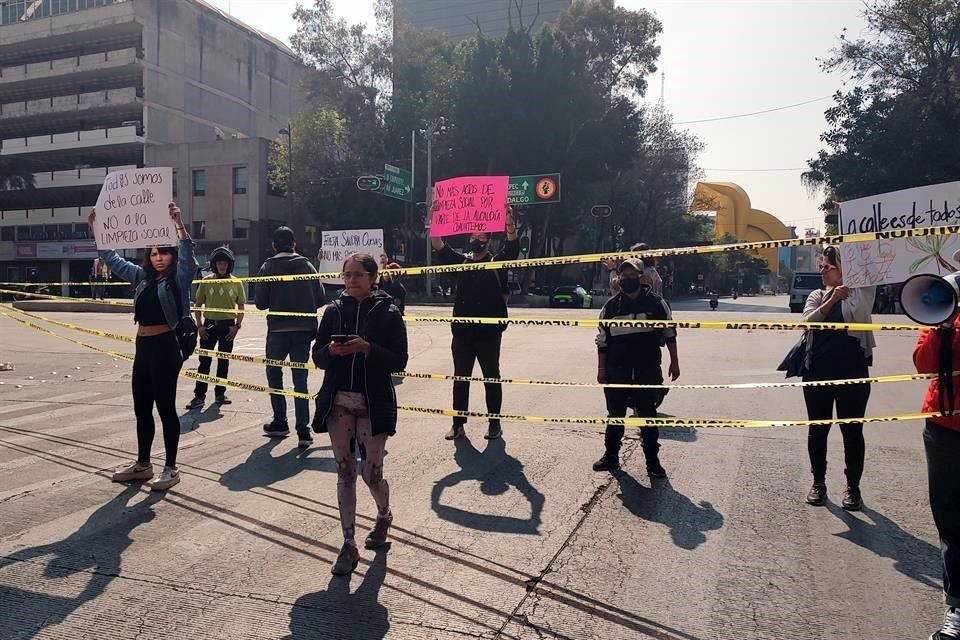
802, 381, 871, 487
133, 332, 183, 467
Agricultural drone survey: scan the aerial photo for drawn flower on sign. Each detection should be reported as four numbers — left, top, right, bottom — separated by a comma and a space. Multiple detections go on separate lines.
905, 236, 958, 274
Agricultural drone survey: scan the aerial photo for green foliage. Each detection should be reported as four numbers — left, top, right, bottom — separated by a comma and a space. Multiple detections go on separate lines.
806, 0, 960, 209
287, 0, 704, 279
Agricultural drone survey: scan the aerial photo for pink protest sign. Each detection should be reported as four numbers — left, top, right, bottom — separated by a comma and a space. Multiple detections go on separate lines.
430, 175, 509, 238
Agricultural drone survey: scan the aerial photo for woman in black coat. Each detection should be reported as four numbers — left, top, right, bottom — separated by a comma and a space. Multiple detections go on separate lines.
312, 253, 408, 576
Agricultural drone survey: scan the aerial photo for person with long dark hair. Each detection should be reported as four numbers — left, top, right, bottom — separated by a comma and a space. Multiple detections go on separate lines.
88, 204, 196, 491
801, 245, 876, 510
914, 308, 960, 640
312, 253, 408, 575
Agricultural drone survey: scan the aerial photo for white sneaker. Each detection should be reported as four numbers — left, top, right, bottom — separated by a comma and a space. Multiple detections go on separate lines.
111, 462, 153, 483
150, 466, 180, 491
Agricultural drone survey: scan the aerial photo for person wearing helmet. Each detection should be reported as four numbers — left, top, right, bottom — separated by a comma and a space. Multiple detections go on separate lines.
186, 246, 246, 409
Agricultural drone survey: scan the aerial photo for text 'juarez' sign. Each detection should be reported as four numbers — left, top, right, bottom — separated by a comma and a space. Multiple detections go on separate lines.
384, 163, 412, 202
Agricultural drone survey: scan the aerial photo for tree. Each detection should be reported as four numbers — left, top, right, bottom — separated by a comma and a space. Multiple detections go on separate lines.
287, 0, 704, 284
804, 0, 960, 209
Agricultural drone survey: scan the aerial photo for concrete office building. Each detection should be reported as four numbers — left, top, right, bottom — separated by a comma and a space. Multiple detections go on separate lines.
0, 0, 306, 292
394, 0, 576, 41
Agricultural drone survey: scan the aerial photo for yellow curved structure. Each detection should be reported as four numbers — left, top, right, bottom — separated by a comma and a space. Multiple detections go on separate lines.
691, 181, 789, 274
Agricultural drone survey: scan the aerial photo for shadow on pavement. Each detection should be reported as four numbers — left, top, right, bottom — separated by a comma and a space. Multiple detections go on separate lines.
286, 547, 389, 640
431, 436, 544, 535
829, 504, 941, 589
220, 438, 336, 491
179, 403, 225, 433
615, 471, 723, 550
0, 486, 162, 639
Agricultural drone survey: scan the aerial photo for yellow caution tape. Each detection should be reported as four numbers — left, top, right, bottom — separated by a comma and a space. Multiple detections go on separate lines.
0, 281, 128, 287
4, 223, 960, 288
229, 222, 960, 284
4, 305, 949, 392
0, 287, 133, 309
1, 307, 950, 429
0, 308, 313, 400
395, 404, 945, 428
1, 287, 925, 331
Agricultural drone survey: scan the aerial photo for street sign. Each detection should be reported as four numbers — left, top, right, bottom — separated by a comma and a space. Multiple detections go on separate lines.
383, 163, 412, 202
356, 175, 383, 192
508, 173, 561, 206
590, 205, 612, 218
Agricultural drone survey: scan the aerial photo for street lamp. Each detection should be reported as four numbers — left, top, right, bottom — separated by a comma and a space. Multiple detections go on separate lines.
420, 116, 447, 296
279, 124, 294, 229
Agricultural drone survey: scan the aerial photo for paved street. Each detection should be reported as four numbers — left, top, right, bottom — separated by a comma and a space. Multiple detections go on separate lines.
0, 303, 944, 639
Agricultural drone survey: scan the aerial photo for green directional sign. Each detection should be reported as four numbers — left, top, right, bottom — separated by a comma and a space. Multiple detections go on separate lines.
383, 163, 413, 202
508, 173, 561, 206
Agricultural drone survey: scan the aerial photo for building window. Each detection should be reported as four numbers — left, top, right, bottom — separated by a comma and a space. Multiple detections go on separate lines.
192, 221, 205, 239
0, 227, 13, 242
232, 167, 248, 195
192, 169, 206, 197
233, 219, 249, 239
172, 169, 178, 199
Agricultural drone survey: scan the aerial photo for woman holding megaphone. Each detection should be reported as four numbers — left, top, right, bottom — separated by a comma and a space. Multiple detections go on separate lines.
912, 270, 960, 640
801, 245, 876, 511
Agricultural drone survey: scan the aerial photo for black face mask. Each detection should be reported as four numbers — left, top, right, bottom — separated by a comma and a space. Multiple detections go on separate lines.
470, 240, 488, 254
619, 276, 641, 294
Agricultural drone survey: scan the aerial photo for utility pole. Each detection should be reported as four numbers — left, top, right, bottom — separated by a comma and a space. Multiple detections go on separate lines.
278, 123, 300, 239
419, 117, 446, 296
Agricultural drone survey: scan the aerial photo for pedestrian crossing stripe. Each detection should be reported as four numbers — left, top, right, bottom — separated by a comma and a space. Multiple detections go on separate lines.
4, 306, 951, 391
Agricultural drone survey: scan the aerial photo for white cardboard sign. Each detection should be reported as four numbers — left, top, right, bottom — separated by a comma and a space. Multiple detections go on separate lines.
319, 228, 385, 284
839, 181, 960, 288
94, 167, 175, 250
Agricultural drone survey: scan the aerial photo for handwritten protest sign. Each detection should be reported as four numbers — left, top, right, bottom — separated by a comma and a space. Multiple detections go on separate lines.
319, 228, 385, 284
94, 167, 175, 250
430, 176, 509, 238
839, 181, 960, 288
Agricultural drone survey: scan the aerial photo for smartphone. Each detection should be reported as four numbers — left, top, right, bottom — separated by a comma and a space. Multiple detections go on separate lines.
331, 334, 358, 344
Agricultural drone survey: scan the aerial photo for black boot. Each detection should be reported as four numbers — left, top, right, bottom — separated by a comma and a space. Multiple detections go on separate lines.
592, 451, 620, 472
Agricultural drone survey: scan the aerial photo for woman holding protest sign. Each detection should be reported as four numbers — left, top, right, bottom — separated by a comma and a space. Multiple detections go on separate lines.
312, 253, 408, 575
800, 245, 876, 510
88, 204, 196, 492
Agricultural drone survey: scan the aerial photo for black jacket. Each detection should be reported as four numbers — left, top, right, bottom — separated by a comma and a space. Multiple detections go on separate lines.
434, 238, 520, 338
255, 253, 326, 335
311, 290, 408, 436
377, 277, 407, 314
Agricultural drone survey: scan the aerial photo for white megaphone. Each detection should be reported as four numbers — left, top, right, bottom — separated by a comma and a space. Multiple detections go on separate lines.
901, 273, 960, 326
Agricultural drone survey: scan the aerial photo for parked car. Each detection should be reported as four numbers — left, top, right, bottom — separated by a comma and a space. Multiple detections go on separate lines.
789, 272, 821, 313
550, 285, 592, 309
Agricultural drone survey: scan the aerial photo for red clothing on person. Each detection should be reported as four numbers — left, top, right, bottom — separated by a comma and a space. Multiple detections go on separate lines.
914, 316, 960, 431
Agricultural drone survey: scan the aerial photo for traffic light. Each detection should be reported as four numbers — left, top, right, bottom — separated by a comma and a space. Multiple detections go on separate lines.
356, 175, 383, 192
519, 236, 530, 255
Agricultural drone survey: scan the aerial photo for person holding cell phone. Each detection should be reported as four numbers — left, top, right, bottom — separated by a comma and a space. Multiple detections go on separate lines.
311, 253, 408, 576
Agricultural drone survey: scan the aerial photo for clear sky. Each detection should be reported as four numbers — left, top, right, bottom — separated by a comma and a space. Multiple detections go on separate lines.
209, 0, 868, 233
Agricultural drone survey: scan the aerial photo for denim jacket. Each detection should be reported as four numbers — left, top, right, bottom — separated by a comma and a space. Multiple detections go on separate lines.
100, 238, 197, 330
